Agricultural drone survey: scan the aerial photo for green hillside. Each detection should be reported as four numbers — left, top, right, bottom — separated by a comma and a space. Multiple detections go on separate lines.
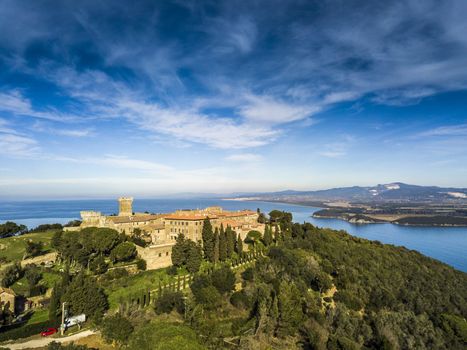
0, 231, 55, 265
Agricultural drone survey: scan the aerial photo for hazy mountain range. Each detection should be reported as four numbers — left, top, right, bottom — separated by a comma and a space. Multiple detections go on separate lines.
230, 183, 467, 203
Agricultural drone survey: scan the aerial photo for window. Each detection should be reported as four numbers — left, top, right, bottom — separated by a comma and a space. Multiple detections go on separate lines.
158, 253, 161, 257
166, 252, 169, 256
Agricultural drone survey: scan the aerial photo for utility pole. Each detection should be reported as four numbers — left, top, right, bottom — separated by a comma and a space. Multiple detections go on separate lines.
60, 302, 67, 336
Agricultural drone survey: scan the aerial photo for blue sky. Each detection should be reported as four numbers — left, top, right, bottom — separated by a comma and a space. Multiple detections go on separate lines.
1, 0, 467, 199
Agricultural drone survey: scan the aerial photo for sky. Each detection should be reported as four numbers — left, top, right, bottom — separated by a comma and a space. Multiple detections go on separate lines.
1, 0, 467, 199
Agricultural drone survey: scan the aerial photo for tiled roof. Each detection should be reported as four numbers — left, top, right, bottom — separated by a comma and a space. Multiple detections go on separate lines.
107, 214, 163, 224
164, 214, 209, 220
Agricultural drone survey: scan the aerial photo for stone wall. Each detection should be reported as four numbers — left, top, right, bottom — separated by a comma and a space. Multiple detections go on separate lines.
137, 243, 174, 270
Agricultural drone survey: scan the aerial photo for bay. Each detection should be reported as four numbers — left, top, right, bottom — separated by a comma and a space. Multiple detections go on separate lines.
1, 198, 466, 272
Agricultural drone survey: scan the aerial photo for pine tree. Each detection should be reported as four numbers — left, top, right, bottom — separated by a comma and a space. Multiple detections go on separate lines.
201, 218, 214, 262
263, 225, 273, 246
213, 227, 220, 263
235, 234, 243, 256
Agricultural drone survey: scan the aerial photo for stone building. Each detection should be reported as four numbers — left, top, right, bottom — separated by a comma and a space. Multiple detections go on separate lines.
0, 287, 16, 314
65, 198, 265, 270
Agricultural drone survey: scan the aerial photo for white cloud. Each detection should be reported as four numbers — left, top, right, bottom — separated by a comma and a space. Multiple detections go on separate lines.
0, 133, 39, 157
0, 90, 79, 122
226, 153, 262, 162
240, 94, 318, 124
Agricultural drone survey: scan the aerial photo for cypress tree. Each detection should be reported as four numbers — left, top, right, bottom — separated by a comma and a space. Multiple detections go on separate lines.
186, 241, 202, 274
219, 229, 227, 261
171, 233, 186, 267
213, 227, 220, 263
201, 218, 214, 262
225, 226, 235, 258
236, 234, 243, 256
274, 225, 280, 243
263, 225, 273, 246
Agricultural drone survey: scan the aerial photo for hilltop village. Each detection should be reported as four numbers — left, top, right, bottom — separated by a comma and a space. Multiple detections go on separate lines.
65, 197, 264, 269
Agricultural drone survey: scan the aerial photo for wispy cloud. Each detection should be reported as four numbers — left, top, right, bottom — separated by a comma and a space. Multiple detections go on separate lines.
226, 153, 262, 162
417, 124, 467, 137
0, 134, 40, 157
0, 90, 80, 122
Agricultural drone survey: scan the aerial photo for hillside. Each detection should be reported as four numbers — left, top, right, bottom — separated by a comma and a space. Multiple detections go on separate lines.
235, 182, 467, 203
184, 223, 467, 349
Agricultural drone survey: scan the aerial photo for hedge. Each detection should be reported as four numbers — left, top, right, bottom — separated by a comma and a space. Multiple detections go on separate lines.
0, 319, 58, 342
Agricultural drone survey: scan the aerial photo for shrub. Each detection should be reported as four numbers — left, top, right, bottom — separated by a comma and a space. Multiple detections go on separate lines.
136, 259, 147, 271
154, 290, 184, 315
0, 319, 58, 342
230, 291, 251, 309
211, 266, 236, 294
110, 242, 137, 263
101, 314, 134, 346
241, 267, 254, 281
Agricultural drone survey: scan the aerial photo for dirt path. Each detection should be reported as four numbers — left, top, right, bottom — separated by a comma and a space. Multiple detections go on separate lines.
3, 330, 96, 350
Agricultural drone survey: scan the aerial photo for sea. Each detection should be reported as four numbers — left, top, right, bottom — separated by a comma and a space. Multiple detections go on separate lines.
1, 198, 466, 272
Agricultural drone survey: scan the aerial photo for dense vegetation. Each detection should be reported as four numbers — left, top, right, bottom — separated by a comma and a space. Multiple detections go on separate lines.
0, 221, 27, 238
2, 213, 466, 349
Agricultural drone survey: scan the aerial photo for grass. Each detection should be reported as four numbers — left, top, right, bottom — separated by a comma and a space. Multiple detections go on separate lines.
26, 308, 49, 325
0, 231, 55, 264
104, 268, 181, 309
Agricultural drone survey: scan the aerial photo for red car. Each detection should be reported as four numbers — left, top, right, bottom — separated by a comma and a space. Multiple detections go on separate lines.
40, 328, 58, 337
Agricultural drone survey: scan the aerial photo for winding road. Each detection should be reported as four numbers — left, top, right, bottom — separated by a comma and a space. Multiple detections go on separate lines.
2, 330, 96, 350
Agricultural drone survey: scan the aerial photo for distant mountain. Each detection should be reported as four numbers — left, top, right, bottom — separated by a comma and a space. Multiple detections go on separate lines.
235, 183, 467, 203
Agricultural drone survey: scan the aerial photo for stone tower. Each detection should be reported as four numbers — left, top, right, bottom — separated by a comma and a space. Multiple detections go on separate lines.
118, 197, 133, 216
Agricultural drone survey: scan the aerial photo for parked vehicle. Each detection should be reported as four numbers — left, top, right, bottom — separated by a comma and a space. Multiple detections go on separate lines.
40, 328, 58, 337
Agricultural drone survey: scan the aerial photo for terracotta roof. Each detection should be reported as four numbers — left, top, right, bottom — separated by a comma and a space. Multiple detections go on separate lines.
164, 214, 209, 220
217, 210, 256, 218
107, 214, 163, 224
164, 209, 256, 221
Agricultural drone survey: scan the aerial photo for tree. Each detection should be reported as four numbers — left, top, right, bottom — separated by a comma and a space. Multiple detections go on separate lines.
235, 233, 243, 255
172, 234, 186, 267
154, 290, 184, 314
219, 228, 227, 261
245, 230, 262, 247
25, 240, 43, 258
225, 226, 235, 259
109, 242, 136, 263
277, 281, 304, 337
213, 228, 219, 263
1, 263, 23, 287
274, 225, 280, 243
101, 314, 134, 347
211, 266, 236, 294
89, 255, 108, 274
186, 241, 202, 274
0, 221, 27, 238
24, 265, 42, 286
63, 273, 108, 321
263, 225, 273, 246
51, 230, 63, 250
201, 218, 214, 262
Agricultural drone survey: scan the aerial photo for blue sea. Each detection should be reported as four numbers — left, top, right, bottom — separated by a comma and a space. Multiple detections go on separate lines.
1, 198, 466, 272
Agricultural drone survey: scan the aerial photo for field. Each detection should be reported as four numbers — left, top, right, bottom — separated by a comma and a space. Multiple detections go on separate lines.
0, 231, 55, 264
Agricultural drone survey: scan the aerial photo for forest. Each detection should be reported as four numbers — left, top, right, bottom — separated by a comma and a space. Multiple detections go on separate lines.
1, 212, 466, 349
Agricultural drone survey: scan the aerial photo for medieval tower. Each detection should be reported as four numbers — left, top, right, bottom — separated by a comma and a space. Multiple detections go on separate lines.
118, 197, 133, 216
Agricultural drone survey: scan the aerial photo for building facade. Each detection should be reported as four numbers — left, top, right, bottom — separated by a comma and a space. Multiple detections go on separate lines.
65, 198, 264, 269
